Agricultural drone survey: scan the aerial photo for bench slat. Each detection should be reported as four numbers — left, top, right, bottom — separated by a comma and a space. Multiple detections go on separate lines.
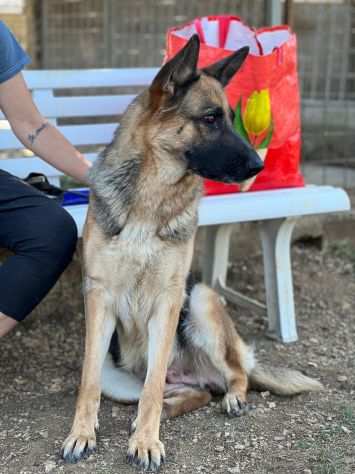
198, 185, 351, 225
0, 123, 117, 150
65, 185, 351, 238
23, 68, 158, 89
0, 92, 137, 120
32, 94, 137, 118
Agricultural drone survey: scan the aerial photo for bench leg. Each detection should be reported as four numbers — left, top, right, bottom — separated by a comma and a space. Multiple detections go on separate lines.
259, 217, 299, 343
202, 224, 266, 317
201, 224, 234, 287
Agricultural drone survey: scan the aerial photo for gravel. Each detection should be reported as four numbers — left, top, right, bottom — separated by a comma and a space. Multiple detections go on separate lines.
0, 239, 354, 473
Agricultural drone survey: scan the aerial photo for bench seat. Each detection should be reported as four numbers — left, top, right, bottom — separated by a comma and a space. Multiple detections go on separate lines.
66, 185, 350, 235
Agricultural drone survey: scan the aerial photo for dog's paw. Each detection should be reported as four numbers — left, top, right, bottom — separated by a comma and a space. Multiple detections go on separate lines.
222, 393, 255, 418
61, 431, 96, 463
127, 433, 165, 472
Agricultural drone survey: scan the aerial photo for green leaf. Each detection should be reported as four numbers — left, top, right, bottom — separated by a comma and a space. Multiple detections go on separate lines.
233, 101, 249, 142
257, 123, 273, 149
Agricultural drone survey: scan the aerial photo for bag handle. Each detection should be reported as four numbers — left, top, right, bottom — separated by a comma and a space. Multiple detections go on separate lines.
193, 18, 206, 44
194, 15, 232, 48
218, 15, 232, 48
193, 16, 285, 64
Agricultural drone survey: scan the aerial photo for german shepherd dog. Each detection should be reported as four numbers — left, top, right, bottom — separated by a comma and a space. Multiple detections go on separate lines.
62, 36, 322, 470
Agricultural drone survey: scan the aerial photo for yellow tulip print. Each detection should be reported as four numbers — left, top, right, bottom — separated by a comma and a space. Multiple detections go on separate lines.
243, 89, 271, 136
234, 89, 273, 149
233, 89, 273, 191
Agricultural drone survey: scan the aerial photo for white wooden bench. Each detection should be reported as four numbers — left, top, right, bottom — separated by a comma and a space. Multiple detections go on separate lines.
0, 69, 351, 343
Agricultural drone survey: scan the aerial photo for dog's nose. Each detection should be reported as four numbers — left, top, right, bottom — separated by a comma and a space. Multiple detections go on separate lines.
246, 152, 264, 178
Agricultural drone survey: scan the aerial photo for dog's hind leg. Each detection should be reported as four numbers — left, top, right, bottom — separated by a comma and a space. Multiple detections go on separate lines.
129, 385, 211, 435
187, 283, 254, 417
163, 385, 212, 419
187, 284, 323, 400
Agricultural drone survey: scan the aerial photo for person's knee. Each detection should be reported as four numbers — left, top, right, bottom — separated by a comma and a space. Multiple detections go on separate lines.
46, 204, 78, 265
30, 202, 78, 276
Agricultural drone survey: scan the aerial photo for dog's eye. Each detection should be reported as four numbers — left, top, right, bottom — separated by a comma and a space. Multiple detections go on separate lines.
202, 114, 217, 124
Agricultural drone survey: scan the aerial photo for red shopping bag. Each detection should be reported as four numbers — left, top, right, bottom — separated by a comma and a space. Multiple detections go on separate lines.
166, 15, 304, 194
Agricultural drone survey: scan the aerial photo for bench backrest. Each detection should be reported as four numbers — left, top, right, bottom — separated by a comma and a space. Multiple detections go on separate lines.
0, 68, 158, 184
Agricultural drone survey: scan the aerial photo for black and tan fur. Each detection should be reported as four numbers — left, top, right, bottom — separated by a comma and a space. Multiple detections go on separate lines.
62, 36, 322, 471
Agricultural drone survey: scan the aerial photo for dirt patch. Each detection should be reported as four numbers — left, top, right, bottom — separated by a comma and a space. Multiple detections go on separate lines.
1, 240, 354, 474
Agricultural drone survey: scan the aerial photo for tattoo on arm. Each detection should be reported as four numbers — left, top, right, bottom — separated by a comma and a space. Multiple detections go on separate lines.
28, 122, 49, 145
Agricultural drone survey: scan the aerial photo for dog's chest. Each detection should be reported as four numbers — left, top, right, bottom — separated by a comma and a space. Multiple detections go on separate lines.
99, 224, 172, 327
108, 222, 160, 265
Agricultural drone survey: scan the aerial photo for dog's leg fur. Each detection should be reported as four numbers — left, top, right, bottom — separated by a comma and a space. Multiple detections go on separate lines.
127, 296, 183, 471
62, 287, 116, 462
163, 385, 212, 418
186, 283, 322, 403
187, 283, 254, 416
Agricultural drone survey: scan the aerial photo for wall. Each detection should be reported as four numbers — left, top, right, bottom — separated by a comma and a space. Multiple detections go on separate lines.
0, 0, 39, 67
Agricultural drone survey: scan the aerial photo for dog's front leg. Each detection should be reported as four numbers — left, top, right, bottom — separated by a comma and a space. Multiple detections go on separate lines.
127, 298, 181, 471
62, 286, 115, 463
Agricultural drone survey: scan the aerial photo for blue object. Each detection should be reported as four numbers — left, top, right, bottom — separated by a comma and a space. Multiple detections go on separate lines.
63, 189, 90, 206
0, 21, 31, 84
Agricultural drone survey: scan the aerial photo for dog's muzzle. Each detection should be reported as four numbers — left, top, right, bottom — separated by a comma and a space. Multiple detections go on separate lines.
185, 131, 264, 183
243, 150, 264, 180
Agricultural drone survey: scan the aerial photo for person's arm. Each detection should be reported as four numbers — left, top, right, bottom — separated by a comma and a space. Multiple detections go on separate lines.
0, 72, 91, 184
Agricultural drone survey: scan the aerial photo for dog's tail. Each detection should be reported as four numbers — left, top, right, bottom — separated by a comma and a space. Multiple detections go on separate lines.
248, 362, 323, 395
245, 346, 323, 395
101, 353, 143, 403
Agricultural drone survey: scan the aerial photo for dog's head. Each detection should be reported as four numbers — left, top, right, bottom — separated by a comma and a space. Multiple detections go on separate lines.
147, 34, 263, 183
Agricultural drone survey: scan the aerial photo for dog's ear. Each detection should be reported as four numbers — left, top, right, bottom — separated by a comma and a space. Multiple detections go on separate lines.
150, 34, 200, 101
203, 46, 249, 87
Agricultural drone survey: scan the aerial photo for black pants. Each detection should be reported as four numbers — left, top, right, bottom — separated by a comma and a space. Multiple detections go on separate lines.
0, 170, 77, 321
